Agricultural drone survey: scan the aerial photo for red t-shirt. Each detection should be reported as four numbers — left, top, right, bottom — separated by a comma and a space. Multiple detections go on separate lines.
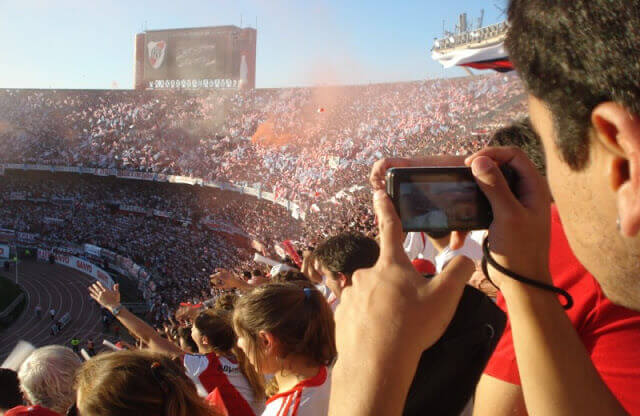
484, 205, 640, 414
5, 405, 60, 416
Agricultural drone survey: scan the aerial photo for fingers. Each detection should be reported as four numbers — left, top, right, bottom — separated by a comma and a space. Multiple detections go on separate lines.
373, 190, 410, 264
469, 156, 522, 215
370, 158, 411, 190
419, 256, 474, 314
466, 146, 548, 208
449, 231, 468, 250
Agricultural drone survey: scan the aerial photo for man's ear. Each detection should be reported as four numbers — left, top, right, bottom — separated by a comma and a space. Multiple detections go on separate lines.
592, 102, 640, 236
337, 272, 350, 289
201, 335, 209, 346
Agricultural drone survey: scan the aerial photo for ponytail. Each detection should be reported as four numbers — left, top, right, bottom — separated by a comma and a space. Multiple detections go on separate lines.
233, 282, 337, 370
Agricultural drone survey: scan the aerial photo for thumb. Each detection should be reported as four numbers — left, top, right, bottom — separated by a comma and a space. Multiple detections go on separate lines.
449, 231, 468, 250
470, 157, 520, 215
373, 190, 410, 263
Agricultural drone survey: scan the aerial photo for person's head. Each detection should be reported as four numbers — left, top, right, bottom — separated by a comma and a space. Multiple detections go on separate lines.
488, 117, 545, 176
313, 232, 379, 298
507, 0, 640, 309
270, 271, 309, 285
191, 309, 235, 355
177, 326, 198, 354
232, 283, 336, 376
0, 368, 23, 413
17, 345, 82, 415
192, 302, 265, 401
213, 292, 238, 312
74, 350, 217, 416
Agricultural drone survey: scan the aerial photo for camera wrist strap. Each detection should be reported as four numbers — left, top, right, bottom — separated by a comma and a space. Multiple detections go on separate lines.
481, 237, 574, 310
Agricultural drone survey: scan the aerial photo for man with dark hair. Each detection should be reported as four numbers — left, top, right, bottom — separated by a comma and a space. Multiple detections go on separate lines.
488, 118, 545, 176
313, 232, 379, 300
330, 2, 640, 415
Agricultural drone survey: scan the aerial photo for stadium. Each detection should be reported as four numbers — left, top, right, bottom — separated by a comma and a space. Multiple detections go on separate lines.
2, 2, 640, 416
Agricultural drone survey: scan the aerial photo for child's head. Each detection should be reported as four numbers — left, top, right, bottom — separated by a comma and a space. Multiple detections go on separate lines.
232, 282, 336, 375
191, 309, 235, 354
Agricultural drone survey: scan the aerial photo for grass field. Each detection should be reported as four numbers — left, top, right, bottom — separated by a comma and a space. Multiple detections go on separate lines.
0, 274, 21, 310
0, 274, 25, 329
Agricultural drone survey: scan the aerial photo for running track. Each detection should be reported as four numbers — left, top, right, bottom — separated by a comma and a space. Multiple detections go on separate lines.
0, 260, 107, 362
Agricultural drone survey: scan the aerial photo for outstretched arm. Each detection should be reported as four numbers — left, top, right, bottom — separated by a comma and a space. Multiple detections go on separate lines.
89, 282, 183, 356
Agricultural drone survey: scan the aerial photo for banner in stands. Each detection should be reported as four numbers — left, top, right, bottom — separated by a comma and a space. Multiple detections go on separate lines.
37, 249, 114, 288
281, 240, 303, 267
120, 205, 150, 215
4, 165, 307, 220
0, 244, 9, 258
84, 243, 102, 257
94, 168, 117, 176
43, 217, 65, 225
16, 232, 39, 243
9, 191, 26, 201
117, 170, 156, 181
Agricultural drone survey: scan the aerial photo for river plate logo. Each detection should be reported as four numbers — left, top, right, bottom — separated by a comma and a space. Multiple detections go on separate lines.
148, 41, 166, 69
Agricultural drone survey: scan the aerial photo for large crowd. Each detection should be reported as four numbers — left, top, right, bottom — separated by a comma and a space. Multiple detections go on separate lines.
5, 2, 640, 414
0, 73, 525, 210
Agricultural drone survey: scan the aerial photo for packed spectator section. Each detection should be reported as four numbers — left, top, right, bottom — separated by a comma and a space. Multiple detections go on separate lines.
0, 74, 528, 416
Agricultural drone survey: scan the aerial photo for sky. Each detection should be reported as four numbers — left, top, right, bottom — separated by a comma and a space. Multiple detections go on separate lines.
0, 0, 506, 90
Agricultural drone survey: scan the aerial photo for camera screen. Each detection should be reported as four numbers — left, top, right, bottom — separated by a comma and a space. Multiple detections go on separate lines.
396, 176, 491, 231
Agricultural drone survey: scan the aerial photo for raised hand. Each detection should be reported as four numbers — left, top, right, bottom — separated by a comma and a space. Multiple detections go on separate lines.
89, 282, 121, 310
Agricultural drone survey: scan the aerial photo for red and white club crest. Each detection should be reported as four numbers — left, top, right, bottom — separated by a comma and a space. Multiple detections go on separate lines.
147, 41, 166, 69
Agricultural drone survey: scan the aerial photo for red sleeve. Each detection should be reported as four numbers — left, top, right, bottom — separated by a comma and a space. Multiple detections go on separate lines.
482, 292, 521, 385
581, 282, 640, 415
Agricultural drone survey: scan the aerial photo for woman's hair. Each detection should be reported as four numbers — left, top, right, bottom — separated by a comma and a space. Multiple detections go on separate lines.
193, 309, 265, 401
177, 326, 198, 353
74, 350, 218, 416
233, 282, 336, 371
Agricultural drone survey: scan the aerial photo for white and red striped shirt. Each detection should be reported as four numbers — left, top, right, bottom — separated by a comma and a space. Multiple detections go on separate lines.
262, 367, 330, 416
183, 352, 264, 416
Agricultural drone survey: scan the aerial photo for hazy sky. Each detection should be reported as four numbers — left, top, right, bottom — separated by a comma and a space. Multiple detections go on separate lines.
0, 0, 506, 89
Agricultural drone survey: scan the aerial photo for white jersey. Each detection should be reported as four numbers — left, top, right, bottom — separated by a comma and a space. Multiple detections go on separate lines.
404, 232, 484, 270
434, 236, 482, 273
315, 282, 339, 312
403, 232, 437, 261
183, 352, 264, 416
262, 367, 330, 416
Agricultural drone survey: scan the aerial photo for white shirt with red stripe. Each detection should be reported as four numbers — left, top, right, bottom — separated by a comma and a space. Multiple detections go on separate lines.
262, 367, 330, 416
184, 352, 264, 416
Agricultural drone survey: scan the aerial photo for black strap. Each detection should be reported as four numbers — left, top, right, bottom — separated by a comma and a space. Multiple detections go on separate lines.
481, 237, 574, 310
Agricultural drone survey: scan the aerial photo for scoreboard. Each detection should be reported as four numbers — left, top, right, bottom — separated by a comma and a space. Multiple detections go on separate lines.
134, 25, 257, 90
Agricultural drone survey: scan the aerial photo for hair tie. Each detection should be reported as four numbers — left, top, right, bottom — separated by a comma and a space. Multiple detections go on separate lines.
303, 287, 313, 300
150, 361, 169, 394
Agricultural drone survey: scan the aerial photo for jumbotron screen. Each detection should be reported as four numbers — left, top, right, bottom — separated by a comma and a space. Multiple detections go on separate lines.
135, 25, 257, 90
